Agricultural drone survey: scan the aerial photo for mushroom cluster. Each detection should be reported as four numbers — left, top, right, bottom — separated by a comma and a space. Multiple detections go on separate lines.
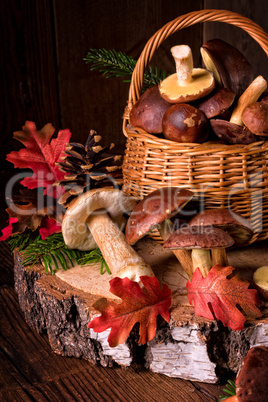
129, 39, 268, 145
125, 187, 254, 280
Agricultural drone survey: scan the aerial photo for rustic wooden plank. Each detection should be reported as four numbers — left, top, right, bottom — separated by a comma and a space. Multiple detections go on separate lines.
52, 0, 203, 148
203, 1, 268, 81
0, 286, 222, 401
0, 0, 60, 165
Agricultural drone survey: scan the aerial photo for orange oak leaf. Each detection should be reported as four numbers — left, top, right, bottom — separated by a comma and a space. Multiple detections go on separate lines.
6, 121, 71, 198
187, 265, 262, 330
88, 276, 171, 347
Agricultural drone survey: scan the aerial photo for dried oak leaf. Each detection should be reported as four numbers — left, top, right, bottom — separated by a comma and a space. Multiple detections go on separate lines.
6, 121, 71, 198
88, 276, 171, 347
187, 265, 262, 330
0, 189, 63, 240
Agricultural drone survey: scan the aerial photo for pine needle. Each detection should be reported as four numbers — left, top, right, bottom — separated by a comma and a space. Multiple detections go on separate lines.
79, 248, 111, 275
84, 48, 167, 88
219, 379, 236, 401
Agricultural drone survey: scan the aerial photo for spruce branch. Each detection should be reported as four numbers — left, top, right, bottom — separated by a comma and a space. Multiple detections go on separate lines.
219, 379, 236, 401
84, 48, 167, 88
10, 231, 108, 275
79, 248, 111, 275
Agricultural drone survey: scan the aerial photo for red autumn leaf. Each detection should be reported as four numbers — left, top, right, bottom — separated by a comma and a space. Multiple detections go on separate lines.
187, 265, 262, 330
6, 121, 71, 198
88, 276, 171, 347
38, 217, 61, 240
0, 218, 19, 241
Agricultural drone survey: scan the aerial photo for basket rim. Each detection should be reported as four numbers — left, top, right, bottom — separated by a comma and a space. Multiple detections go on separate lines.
124, 8, 268, 109
125, 125, 268, 153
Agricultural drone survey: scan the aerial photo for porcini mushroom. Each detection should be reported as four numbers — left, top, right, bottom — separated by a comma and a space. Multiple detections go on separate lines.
62, 188, 155, 284
159, 45, 214, 104
189, 208, 254, 266
162, 103, 208, 143
200, 39, 253, 98
210, 76, 267, 144
197, 88, 235, 119
242, 102, 268, 136
163, 225, 234, 277
235, 346, 268, 402
129, 85, 171, 133
125, 187, 194, 279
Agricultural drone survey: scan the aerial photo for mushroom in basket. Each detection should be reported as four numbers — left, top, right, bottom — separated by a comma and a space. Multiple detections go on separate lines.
62, 188, 155, 284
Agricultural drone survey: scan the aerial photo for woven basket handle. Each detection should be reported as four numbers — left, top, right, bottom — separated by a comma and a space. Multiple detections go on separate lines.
123, 9, 268, 135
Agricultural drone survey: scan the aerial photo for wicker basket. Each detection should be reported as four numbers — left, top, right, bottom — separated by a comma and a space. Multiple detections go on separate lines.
122, 9, 268, 245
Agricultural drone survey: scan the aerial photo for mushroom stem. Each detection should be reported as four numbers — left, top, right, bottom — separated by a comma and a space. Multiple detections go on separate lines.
171, 45, 193, 86
230, 75, 267, 125
87, 212, 155, 283
191, 249, 212, 277
211, 248, 228, 267
158, 219, 193, 280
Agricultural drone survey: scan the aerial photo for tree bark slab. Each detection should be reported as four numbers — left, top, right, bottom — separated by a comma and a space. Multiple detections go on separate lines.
14, 238, 268, 384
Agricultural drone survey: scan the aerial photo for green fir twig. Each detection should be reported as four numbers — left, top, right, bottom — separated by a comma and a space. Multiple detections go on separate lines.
8, 230, 38, 252
84, 48, 168, 88
20, 233, 82, 274
79, 248, 111, 275
219, 379, 236, 401
10, 231, 108, 276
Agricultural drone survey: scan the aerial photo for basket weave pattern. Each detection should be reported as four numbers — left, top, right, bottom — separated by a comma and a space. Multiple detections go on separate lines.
122, 10, 268, 244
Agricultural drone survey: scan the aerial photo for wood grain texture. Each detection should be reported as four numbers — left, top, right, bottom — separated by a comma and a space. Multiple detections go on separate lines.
52, 0, 203, 148
0, 0, 60, 164
0, 285, 222, 401
203, 0, 268, 81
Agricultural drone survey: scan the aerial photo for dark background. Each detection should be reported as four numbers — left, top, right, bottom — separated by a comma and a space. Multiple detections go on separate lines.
1, 0, 268, 204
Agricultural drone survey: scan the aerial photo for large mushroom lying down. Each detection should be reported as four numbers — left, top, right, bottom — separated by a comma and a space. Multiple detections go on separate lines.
62, 188, 155, 284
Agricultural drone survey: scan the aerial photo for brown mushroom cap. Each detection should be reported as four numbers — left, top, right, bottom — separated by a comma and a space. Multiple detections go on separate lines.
210, 119, 256, 144
242, 102, 268, 136
125, 187, 194, 245
163, 225, 234, 250
201, 39, 253, 98
189, 208, 254, 246
236, 346, 268, 402
162, 104, 208, 143
129, 85, 171, 133
197, 88, 235, 119
159, 45, 214, 104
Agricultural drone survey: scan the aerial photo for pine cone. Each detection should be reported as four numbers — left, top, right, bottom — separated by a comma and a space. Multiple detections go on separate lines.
55, 130, 122, 207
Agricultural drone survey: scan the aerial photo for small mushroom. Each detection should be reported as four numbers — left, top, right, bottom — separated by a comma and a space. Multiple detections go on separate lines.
253, 266, 268, 301
129, 85, 171, 133
162, 103, 208, 143
62, 188, 155, 284
197, 88, 236, 119
189, 208, 254, 268
159, 45, 214, 104
210, 76, 267, 144
163, 225, 234, 278
125, 187, 194, 279
242, 102, 268, 136
200, 38, 254, 98
236, 346, 268, 402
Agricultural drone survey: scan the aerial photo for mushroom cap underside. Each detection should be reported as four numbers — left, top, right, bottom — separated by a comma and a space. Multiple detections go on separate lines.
62, 188, 137, 250
125, 187, 194, 245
